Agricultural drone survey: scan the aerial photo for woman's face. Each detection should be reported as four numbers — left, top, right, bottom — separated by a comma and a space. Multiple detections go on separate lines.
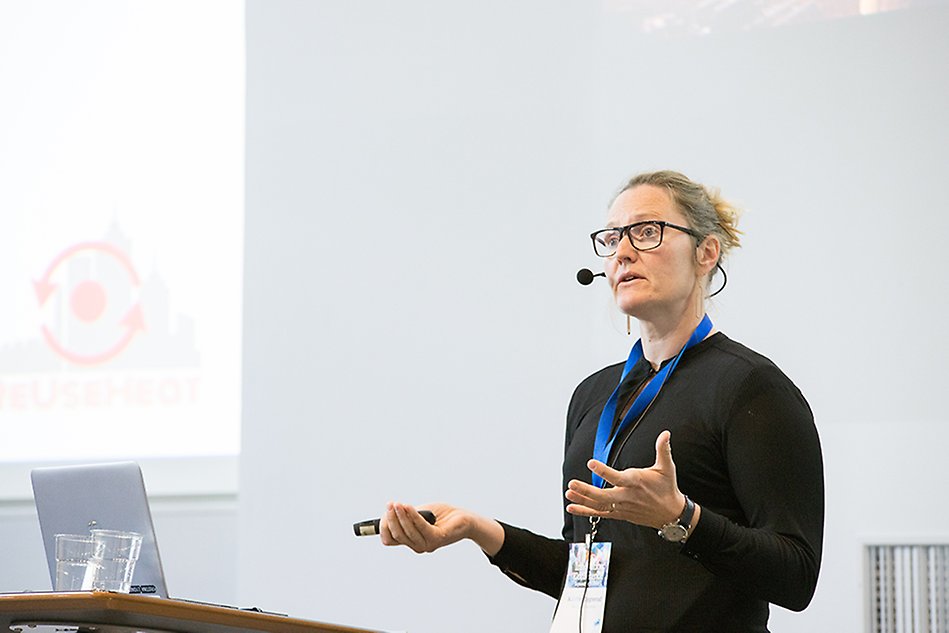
604, 184, 715, 322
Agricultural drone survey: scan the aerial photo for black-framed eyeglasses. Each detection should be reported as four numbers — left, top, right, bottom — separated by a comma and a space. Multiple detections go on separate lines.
589, 221, 700, 257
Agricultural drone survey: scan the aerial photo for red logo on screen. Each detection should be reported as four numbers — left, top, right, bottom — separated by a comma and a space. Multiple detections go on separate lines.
34, 241, 146, 365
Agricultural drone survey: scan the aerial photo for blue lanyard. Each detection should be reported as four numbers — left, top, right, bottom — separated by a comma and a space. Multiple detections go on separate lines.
591, 314, 713, 488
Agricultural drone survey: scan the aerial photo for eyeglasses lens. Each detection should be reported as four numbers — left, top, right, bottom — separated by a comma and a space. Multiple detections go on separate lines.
594, 230, 621, 257
630, 223, 662, 250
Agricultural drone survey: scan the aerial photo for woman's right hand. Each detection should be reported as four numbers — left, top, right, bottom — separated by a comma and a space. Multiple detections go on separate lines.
379, 502, 504, 556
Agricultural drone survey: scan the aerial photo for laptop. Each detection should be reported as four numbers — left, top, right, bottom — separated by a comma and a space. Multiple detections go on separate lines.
31, 461, 169, 597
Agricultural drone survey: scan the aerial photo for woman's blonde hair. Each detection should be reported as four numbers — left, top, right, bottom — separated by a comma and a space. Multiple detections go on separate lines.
616, 170, 742, 264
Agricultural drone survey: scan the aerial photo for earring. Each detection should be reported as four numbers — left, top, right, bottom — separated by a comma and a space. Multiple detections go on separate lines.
626, 315, 631, 336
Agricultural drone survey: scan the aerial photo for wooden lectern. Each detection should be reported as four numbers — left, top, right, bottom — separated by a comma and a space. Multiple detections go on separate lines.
0, 592, 382, 633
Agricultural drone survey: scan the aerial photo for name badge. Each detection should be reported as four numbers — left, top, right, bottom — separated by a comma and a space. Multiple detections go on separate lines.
549, 541, 611, 633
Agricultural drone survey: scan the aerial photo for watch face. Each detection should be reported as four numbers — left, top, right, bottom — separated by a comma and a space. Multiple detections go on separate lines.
660, 524, 688, 542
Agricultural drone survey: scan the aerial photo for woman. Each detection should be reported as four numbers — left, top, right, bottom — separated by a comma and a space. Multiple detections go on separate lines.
380, 170, 824, 632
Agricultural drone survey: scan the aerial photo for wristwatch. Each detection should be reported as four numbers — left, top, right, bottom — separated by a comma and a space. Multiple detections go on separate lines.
658, 496, 695, 543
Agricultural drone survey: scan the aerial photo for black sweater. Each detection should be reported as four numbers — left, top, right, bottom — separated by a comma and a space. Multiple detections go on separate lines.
489, 333, 824, 632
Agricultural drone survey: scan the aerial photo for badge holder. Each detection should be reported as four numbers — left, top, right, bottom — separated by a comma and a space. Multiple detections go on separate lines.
549, 516, 611, 633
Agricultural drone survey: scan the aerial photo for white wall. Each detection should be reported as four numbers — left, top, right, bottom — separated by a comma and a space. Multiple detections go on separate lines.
240, 3, 595, 630
241, 3, 949, 632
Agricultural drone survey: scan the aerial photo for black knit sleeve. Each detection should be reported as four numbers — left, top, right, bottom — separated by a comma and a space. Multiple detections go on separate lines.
681, 364, 824, 611
486, 523, 570, 599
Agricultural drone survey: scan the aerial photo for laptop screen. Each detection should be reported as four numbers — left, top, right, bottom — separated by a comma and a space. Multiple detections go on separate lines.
31, 461, 169, 597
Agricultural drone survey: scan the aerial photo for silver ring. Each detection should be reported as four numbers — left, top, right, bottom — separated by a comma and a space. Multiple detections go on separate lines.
611, 502, 617, 511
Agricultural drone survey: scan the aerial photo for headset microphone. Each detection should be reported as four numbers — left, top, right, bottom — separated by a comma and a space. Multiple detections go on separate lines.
576, 269, 606, 286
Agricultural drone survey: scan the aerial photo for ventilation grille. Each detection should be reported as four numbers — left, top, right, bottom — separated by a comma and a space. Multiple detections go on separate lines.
867, 544, 949, 633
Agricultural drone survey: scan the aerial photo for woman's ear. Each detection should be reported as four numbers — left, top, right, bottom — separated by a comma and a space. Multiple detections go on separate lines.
695, 235, 721, 278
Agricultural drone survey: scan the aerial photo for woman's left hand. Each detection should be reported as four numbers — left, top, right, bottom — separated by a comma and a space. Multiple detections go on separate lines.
565, 430, 688, 530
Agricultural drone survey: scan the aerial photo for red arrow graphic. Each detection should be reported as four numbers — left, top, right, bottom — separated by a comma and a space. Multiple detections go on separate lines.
34, 241, 141, 308
40, 302, 147, 365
